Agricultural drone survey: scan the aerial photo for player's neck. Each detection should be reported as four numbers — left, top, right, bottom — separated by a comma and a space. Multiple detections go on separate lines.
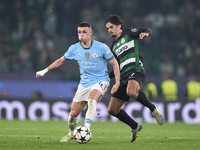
115, 30, 123, 39
81, 40, 92, 49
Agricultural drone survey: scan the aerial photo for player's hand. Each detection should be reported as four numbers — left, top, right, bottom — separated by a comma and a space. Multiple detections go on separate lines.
139, 33, 149, 39
36, 68, 48, 78
110, 83, 119, 94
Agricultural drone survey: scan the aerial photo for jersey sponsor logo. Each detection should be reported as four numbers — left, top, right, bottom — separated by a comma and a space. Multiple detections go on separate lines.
131, 28, 139, 32
115, 40, 134, 57
92, 52, 98, 58
85, 52, 90, 59
115, 45, 128, 56
78, 53, 82, 57
79, 60, 101, 65
117, 42, 120, 46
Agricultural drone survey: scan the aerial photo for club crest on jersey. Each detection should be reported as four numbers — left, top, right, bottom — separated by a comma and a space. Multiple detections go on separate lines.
92, 52, 98, 58
85, 52, 90, 59
121, 38, 125, 44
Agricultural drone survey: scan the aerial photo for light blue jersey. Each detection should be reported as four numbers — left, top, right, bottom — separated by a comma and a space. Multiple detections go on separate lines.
64, 40, 114, 87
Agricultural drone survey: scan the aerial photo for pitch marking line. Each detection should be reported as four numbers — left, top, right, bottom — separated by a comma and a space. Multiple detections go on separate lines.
0, 135, 199, 140
163, 137, 199, 140
0, 135, 53, 137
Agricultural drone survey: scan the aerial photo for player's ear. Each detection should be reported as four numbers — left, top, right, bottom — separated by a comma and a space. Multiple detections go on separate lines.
90, 29, 93, 35
117, 24, 122, 29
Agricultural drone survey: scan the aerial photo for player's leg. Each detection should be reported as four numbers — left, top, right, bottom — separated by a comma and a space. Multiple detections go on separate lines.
60, 101, 87, 142
127, 80, 164, 125
60, 84, 88, 142
85, 81, 109, 129
108, 97, 138, 130
127, 80, 156, 111
85, 89, 102, 129
108, 97, 142, 142
69, 101, 87, 133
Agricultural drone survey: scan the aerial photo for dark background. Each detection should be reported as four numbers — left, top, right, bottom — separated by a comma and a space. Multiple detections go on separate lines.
0, 0, 200, 99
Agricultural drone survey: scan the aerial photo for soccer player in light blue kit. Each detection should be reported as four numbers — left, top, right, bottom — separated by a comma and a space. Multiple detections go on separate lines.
36, 22, 120, 142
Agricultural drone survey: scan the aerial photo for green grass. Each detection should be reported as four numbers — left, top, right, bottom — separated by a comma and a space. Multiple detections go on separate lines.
0, 120, 200, 150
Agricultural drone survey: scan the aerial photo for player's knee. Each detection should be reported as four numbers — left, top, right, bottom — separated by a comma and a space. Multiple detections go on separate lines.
70, 111, 79, 117
107, 107, 118, 116
127, 89, 138, 99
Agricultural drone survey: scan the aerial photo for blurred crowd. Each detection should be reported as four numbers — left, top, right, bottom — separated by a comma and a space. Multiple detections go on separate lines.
0, 0, 200, 80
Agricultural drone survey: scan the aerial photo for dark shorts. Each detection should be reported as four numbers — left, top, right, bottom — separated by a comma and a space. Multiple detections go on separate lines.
112, 71, 145, 101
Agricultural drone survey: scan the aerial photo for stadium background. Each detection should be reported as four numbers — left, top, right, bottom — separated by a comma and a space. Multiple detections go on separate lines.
0, 0, 200, 123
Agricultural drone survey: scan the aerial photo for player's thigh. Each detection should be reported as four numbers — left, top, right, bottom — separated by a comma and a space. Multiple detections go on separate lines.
127, 80, 141, 98
108, 97, 125, 115
88, 89, 102, 101
126, 72, 145, 97
73, 84, 90, 102
88, 81, 109, 101
70, 101, 87, 117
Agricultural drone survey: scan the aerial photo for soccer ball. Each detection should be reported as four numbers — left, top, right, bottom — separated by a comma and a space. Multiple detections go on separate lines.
73, 125, 92, 144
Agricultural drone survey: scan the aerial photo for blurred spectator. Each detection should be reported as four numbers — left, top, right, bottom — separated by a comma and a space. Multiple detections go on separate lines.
0, 81, 8, 98
165, 8, 180, 27
144, 79, 158, 99
186, 59, 199, 76
62, 0, 81, 37
144, 10, 165, 28
185, 75, 200, 101
19, 43, 33, 72
0, 89, 8, 98
36, 56, 48, 71
31, 91, 43, 100
0, 51, 9, 72
43, 0, 57, 37
176, 63, 186, 77
0, 1, 6, 21
160, 75, 178, 101
0, 0, 199, 79
159, 53, 175, 77
101, 0, 120, 15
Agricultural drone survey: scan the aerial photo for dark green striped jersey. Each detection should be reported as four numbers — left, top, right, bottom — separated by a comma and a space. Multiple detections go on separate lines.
110, 28, 152, 78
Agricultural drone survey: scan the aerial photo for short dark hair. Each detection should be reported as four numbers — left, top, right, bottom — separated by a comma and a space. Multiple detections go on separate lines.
105, 14, 125, 30
78, 22, 92, 29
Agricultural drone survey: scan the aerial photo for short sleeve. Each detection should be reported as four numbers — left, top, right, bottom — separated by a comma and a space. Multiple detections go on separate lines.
103, 44, 114, 61
64, 45, 75, 60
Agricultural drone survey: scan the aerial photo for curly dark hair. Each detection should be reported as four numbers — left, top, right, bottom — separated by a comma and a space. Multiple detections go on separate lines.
105, 14, 125, 30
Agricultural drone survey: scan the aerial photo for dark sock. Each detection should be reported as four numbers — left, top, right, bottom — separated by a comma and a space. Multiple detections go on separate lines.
116, 109, 137, 130
136, 91, 156, 112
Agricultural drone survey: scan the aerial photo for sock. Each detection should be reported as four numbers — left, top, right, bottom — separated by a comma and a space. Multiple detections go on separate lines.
68, 115, 78, 135
116, 109, 137, 130
136, 91, 156, 112
85, 99, 97, 129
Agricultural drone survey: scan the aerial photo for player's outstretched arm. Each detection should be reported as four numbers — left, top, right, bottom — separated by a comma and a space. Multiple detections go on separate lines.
36, 56, 66, 78
139, 28, 152, 39
139, 32, 150, 39
108, 57, 120, 94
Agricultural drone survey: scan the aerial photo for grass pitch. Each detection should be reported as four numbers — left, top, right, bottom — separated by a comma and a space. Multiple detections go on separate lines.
0, 119, 200, 150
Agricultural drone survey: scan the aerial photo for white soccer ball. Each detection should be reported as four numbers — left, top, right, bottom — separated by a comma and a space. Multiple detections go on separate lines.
73, 125, 92, 144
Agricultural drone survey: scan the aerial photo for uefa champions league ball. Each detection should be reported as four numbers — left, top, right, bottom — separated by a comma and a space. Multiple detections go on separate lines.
73, 125, 92, 144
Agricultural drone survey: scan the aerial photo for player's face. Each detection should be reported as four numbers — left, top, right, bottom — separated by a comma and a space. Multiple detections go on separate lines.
78, 27, 93, 42
106, 22, 122, 39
